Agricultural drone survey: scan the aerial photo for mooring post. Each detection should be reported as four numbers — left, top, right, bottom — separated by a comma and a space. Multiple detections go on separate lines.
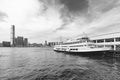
114, 38, 116, 51
104, 39, 105, 48
114, 45, 116, 51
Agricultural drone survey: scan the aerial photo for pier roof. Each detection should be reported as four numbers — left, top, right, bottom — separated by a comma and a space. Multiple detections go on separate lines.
90, 32, 120, 40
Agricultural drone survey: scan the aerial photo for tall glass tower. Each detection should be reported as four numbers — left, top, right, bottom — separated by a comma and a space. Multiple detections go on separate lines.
11, 25, 15, 47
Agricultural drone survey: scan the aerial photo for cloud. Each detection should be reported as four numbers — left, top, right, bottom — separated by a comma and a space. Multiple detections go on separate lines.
60, 0, 89, 13
54, 0, 120, 37
0, 0, 41, 24
89, 9, 120, 36
0, 0, 120, 43
0, 0, 41, 42
0, 11, 7, 21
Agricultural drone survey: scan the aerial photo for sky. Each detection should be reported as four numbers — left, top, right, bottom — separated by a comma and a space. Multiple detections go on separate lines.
0, 0, 120, 43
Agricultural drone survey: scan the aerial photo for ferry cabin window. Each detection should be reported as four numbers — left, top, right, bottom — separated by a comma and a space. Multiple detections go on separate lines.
70, 49, 78, 50
92, 40, 96, 43
64, 41, 81, 45
70, 45, 87, 47
105, 45, 111, 47
88, 44, 95, 47
61, 46, 67, 47
97, 45, 104, 48
86, 40, 93, 43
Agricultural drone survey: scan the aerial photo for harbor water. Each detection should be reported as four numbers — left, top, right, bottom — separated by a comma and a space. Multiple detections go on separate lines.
0, 47, 120, 80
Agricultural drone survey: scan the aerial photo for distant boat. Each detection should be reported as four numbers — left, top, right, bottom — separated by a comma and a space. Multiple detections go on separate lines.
53, 36, 113, 55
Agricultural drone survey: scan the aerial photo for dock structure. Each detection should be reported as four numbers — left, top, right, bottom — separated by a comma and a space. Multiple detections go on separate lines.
90, 32, 120, 51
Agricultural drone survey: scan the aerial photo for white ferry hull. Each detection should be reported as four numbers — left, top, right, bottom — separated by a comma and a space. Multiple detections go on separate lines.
54, 49, 112, 53
53, 47, 113, 56
67, 48, 112, 52
54, 49, 113, 56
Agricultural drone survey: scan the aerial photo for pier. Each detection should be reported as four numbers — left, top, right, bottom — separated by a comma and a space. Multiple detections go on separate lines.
90, 32, 120, 57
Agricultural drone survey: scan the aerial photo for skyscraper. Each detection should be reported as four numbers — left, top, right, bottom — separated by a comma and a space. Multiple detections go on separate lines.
15, 36, 24, 47
23, 38, 28, 47
11, 25, 15, 47
45, 40, 47, 46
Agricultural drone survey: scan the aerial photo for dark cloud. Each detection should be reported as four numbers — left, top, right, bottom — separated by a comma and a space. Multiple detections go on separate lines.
39, 0, 89, 18
39, 0, 89, 13
39, 0, 119, 33
52, 0, 89, 32
60, 0, 89, 13
59, 0, 89, 22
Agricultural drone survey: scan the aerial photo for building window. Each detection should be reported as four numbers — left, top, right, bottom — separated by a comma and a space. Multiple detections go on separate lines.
97, 39, 104, 43
105, 38, 114, 42
116, 37, 120, 42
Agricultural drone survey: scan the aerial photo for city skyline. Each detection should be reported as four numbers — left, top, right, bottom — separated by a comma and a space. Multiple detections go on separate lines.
0, 0, 120, 43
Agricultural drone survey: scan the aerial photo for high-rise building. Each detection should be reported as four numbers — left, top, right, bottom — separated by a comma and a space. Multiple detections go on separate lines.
11, 25, 15, 47
45, 40, 47, 46
0, 43, 2, 47
23, 38, 28, 47
2, 41, 11, 47
15, 37, 29, 47
48, 42, 63, 47
15, 36, 24, 47
10, 25, 29, 47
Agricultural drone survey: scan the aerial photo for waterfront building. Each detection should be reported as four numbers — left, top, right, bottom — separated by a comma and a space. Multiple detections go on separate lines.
10, 25, 29, 47
13, 37, 29, 47
28, 43, 43, 47
11, 25, 16, 47
23, 38, 28, 47
2, 41, 11, 47
44, 40, 48, 46
48, 42, 63, 47
15, 36, 24, 47
0, 43, 2, 47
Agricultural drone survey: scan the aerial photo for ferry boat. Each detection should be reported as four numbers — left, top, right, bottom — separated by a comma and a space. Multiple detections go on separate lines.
53, 36, 112, 54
